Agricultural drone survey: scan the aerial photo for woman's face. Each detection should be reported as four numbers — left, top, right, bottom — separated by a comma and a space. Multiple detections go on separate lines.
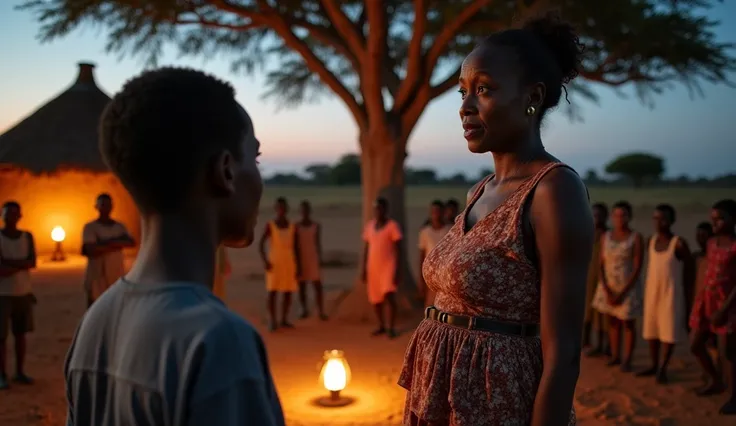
220, 108, 263, 248
592, 206, 607, 228
652, 209, 671, 233
711, 208, 733, 235
458, 43, 537, 154
611, 207, 630, 230
374, 202, 387, 220
430, 204, 444, 224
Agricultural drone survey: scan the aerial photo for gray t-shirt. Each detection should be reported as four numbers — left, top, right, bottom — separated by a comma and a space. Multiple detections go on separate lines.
65, 279, 285, 426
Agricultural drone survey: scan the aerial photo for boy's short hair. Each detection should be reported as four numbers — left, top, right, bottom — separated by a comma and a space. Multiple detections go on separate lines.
2, 201, 20, 211
612, 200, 633, 217
655, 203, 676, 223
713, 199, 736, 218
697, 221, 713, 233
431, 199, 444, 208
97, 193, 112, 202
99, 67, 248, 213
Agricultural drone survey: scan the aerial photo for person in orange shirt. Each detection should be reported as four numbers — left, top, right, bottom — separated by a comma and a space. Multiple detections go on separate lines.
361, 197, 402, 339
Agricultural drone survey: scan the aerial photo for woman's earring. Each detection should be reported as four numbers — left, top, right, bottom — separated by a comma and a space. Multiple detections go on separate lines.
526, 106, 536, 116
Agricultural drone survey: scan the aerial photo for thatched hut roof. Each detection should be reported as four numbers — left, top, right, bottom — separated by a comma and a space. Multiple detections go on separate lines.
0, 62, 111, 174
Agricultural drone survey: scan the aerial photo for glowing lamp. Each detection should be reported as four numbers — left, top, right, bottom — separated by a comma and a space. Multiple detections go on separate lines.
51, 226, 66, 242
316, 350, 353, 407
50, 226, 66, 261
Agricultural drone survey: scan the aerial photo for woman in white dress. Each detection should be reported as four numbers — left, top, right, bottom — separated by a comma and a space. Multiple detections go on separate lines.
592, 201, 644, 372
638, 204, 692, 384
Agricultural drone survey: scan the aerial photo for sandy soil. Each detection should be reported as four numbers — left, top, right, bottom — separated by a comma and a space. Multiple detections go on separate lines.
0, 204, 733, 426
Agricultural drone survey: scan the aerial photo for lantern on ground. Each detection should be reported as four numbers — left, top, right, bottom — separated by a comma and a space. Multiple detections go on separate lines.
316, 349, 353, 407
50, 226, 66, 261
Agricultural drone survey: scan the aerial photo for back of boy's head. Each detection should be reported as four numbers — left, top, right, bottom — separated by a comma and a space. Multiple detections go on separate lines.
99, 67, 248, 214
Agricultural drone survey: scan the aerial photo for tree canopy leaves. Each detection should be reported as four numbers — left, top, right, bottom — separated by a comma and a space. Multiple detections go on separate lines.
19, 0, 735, 137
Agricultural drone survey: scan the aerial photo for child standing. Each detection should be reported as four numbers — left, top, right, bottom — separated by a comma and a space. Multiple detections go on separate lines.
296, 200, 326, 320
689, 199, 736, 415
591, 200, 644, 373
638, 204, 692, 384
418, 200, 450, 306
585, 203, 610, 357
260, 198, 299, 331
691, 222, 714, 318
362, 197, 402, 339
0, 201, 37, 389
81, 193, 136, 307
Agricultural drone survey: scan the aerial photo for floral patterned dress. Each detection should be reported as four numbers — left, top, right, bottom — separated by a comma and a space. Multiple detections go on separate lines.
398, 162, 576, 426
689, 238, 736, 335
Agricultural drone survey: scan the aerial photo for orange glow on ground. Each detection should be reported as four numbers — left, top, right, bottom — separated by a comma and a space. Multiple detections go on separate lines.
0, 168, 139, 256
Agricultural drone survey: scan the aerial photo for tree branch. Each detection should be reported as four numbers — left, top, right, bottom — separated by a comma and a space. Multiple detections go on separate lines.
423, 0, 495, 80
393, 0, 428, 112
319, 0, 366, 59
363, 0, 389, 126
430, 66, 462, 99
256, 1, 367, 129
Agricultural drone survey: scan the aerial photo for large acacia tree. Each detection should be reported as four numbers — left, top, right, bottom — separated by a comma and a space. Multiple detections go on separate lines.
21, 0, 734, 319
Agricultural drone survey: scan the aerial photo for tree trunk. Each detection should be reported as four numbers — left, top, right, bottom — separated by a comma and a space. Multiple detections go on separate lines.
331, 125, 424, 322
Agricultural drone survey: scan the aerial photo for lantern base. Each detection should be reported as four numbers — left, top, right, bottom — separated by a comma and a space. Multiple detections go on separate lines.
314, 390, 354, 407
51, 242, 66, 262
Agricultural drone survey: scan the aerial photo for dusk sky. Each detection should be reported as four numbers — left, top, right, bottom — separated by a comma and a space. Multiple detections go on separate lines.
1, 2, 734, 178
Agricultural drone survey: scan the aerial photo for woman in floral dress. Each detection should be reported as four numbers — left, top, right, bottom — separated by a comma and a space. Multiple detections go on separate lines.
590, 201, 644, 372
399, 12, 593, 426
689, 199, 736, 415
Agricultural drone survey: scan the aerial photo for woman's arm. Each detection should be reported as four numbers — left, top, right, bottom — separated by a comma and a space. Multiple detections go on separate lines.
316, 223, 323, 264
259, 225, 271, 269
293, 226, 301, 278
676, 239, 694, 311
0, 233, 37, 270
529, 168, 594, 426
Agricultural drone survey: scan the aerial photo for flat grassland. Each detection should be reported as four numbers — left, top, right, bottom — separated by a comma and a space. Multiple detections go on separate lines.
0, 186, 733, 426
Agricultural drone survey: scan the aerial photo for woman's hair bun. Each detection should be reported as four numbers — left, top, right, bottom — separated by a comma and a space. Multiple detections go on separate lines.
522, 10, 584, 84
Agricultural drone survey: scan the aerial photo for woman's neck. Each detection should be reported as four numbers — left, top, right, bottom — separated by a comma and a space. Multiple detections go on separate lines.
491, 137, 548, 181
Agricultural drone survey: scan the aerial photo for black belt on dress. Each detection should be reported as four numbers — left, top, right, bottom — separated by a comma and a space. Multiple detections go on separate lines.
424, 306, 540, 337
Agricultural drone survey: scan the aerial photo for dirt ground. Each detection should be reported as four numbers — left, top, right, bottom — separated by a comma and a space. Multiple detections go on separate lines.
0, 201, 734, 426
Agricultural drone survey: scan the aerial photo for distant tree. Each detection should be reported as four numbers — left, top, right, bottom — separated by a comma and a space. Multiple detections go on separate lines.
24, 0, 735, 319
330, 153, 361, 185
673, 174, 691, 186
477, 168, 494, 181
265, 173, 306, 185
443, 173, 469, 186
406, 168, 438, 185
605, 153, 665, 188
305, 163, 333, 185
584, 169, 603, 185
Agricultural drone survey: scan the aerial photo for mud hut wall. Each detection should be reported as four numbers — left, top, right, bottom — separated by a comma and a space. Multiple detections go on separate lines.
0, 169, 140, 256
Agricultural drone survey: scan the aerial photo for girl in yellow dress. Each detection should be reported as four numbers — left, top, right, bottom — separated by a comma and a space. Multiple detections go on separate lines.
212, 245, 231, 301
259, 198, 299, 331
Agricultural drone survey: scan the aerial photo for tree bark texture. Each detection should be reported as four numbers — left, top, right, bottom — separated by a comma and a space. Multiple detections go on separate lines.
332, 123, 424, 322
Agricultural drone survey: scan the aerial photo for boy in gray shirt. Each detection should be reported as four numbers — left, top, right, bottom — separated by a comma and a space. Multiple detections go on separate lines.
65, 67, 283, 425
